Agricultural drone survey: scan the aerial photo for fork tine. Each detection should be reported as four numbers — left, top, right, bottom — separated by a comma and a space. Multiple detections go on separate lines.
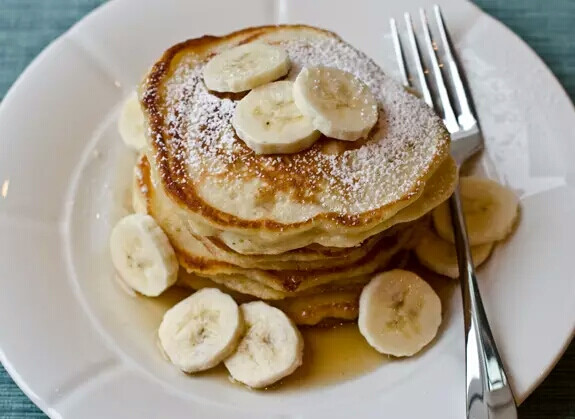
403, 13, 433, 107
419, 8, 459, 133
433, 5, 477, 129
390, 18, 410, 88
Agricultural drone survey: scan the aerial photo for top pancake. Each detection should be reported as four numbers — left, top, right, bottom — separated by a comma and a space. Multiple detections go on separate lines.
141, 25, 450, 240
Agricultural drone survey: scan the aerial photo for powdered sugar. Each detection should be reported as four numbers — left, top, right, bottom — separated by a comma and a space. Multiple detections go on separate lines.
150, 34, 447, 217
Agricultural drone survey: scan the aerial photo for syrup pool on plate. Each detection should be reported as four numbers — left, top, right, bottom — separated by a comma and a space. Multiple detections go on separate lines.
132, 285, 384, 389
123, 265, 456, 391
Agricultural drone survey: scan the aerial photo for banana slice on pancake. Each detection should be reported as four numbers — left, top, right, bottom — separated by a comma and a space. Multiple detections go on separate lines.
358, 270, 441, 357
118, 92, 147, 150
159, 288, 243, 373
224, 301, 303, 388
293, 66, 378, 141
203, 43, 290, 93
109, 214, 178, 296
415, 230, 493, 279
232, 81, 321, 154
433, 176, 519, 245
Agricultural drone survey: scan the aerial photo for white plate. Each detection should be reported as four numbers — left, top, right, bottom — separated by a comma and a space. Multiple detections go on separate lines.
0, 0, 574, 417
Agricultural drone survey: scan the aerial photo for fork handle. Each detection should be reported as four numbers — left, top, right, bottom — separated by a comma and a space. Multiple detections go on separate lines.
449, 187, 517, 419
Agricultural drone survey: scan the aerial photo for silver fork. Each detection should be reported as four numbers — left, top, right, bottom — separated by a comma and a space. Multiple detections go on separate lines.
391, 6, 517, 419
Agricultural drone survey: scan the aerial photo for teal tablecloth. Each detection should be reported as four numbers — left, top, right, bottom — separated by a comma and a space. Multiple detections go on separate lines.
1, 0, 574, 417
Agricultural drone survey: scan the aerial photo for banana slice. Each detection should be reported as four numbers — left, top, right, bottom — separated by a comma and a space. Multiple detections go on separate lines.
358, 270, 441, 357
293, 66, 378, 141
203, 43, 290, 93
109, 214, 178, 296
158, 288, 243, 373
232, 80, 321, 154
433, 176, 519, 245
415, 230, 494, 279
118, 92, 147, 150
224, 301, 303, 388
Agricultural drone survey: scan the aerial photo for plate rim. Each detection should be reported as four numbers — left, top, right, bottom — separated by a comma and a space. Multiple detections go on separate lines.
0, 0, 574, 416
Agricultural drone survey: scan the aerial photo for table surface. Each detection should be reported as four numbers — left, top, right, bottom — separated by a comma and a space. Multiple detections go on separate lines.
0, 0, 574, 417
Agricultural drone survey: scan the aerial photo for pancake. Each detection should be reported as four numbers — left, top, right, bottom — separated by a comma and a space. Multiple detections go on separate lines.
175, 226, 412, 295
134, 154, 420, 296
134, 154, 407, 271
215, 155, 457, 253
136, 152, 456, 262
197, 234, 382, 270
135, 155, 390, 270
177, 269, 374, 301
176, 249, 411, 325
140, 25, 452, 253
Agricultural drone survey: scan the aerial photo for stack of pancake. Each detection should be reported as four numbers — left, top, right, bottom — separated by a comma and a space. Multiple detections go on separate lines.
133, 25, 457, 325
